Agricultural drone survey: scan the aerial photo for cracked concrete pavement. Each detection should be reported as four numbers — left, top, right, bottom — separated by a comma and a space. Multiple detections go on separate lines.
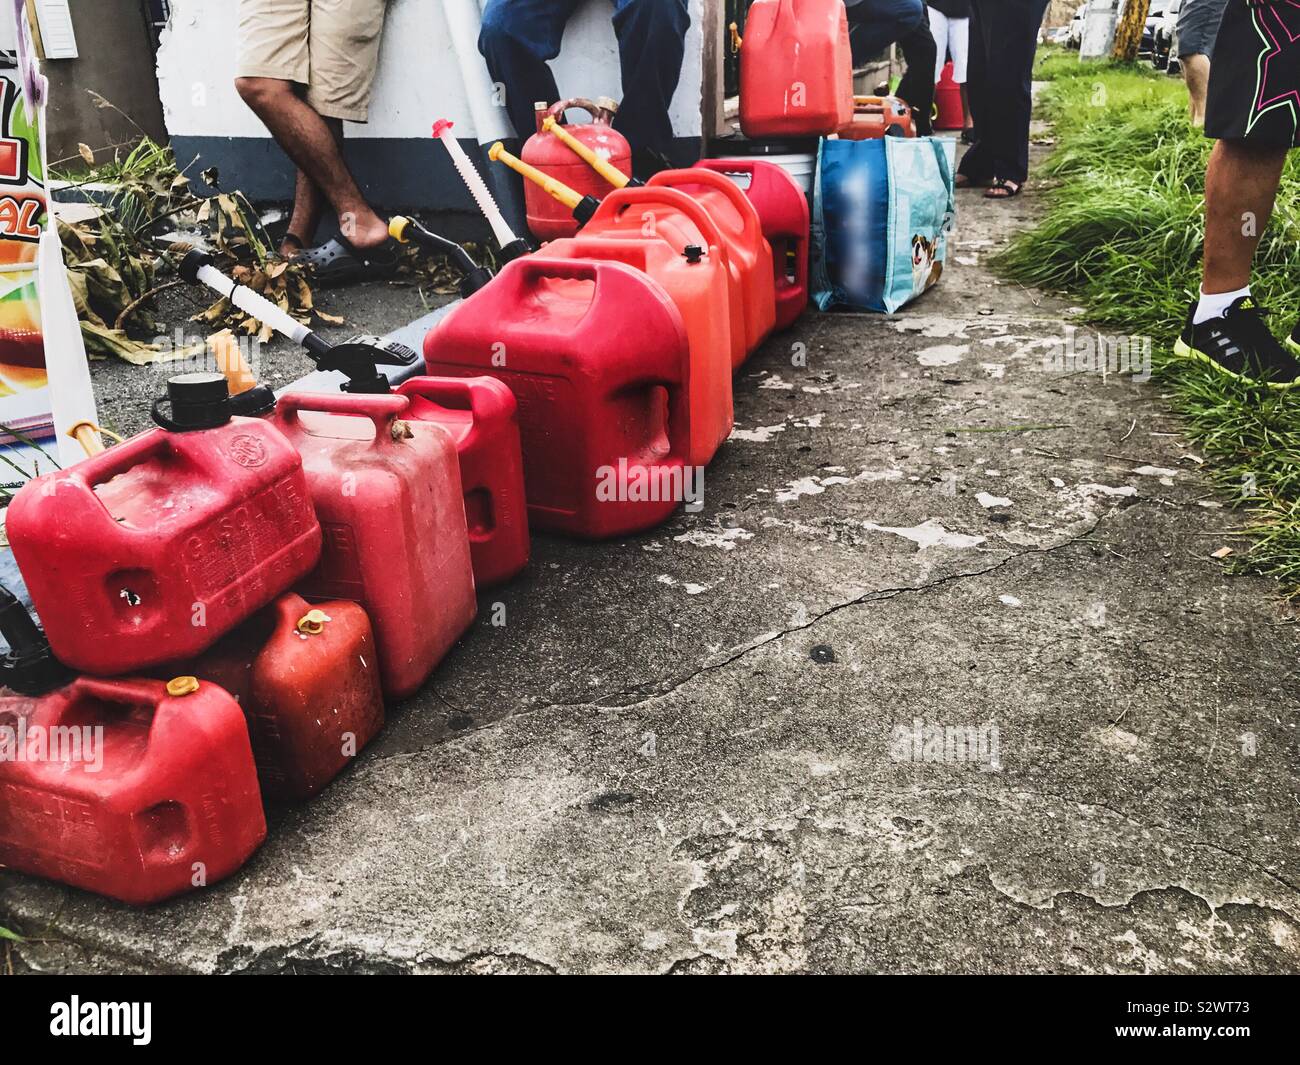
4, 161, 1299, 975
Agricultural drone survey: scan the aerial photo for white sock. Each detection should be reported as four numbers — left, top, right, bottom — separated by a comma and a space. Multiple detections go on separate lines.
1193, 285, 1250, 325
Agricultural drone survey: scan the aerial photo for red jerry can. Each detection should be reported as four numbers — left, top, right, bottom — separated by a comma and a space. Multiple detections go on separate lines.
693, 159, 809, 331
837, 95, 917, 140
0, 676, 266, 905
423, 256, 693, 538
185, 593, 383, 801
394, 376, 531, 587
934, 62, 963, 131
738, 0, 853, 138
646, 167, 777, 354
6, 374, 321, 676
522, 98, 632, 241
582, 185, 747, 370
541, 233, 732, 468
272, 391, 477, 700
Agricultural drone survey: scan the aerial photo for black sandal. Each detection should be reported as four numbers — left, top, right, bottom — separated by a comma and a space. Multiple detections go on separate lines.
296, 235, 400, 286
984, 177, 1023, 199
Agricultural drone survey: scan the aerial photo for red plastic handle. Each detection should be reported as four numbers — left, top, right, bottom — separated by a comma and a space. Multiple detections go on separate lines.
69, 427, 172, 490
398, 375, 508, 419
276, 390, 410, 441
43, 676, 168, 731
590, 186, 732, 269
647, 167, 766, 249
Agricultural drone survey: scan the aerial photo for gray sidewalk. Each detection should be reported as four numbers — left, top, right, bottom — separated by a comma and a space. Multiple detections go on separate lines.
5, 178, 1298, 975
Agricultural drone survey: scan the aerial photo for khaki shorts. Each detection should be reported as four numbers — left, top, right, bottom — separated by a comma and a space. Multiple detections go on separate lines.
236, 0, 390, 123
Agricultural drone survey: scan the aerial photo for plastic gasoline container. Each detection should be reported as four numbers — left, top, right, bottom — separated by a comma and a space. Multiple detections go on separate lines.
646, 167, 777, 354
5, 373, 321, 676
423, 256, 693, 538
184, 592, 384, 801
272, 391, 477, 700
394, 376, 531, 587
522, 98, 632, 240
739, 0, 853, 138
693, 158, 810, 331
0, 675, 266, 905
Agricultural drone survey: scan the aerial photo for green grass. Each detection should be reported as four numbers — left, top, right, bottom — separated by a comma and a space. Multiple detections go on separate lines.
994, 61, 1300, 595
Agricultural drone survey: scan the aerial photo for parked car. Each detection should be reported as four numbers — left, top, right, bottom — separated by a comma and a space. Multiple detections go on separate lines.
1152, 0, 1182, 71
1140, 0, 1168, 59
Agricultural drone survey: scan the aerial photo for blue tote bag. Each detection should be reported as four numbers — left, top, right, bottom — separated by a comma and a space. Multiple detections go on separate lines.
811, 135, 956, 313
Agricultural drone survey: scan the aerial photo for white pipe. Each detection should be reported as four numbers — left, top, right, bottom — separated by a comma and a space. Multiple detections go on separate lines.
434, 121, 518, 250
196, 263, 312, 345
442, 0, 513, 144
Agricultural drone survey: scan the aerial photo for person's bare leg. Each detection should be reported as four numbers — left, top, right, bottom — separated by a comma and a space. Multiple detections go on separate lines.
1202, 138, 1288, 294
235, 77, 389, 250
1182, 52, 1211, 127
281, 117, 342, 257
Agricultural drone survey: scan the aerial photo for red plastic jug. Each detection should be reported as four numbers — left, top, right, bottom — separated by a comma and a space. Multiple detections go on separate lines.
693, 159, 809, 331
0, 676, 266, 905
423, 257, 693, 538
934, 62, 963, 131
582, 185, 747, 370
646, 168, 777, 355
272, 391, 477, 700
6, 375, 321, 676
522, 98, 632, 241
394, 376, 531, 587
837, 95, 918, 140
738, 0, 853, 138
541, 234, 732, 468
185, 593, 384, 801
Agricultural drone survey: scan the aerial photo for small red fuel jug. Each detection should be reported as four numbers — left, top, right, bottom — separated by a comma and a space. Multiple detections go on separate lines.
540, 233, 732, 468
837, 95, 918, 140
394, 376, 531, 587
646, 168, 777, 355
523, 98, 632, 241
0, 676, 266, 905
693, 159, 809, 331
934, 61, 963, 131
6, 373, 321, 676
582, 185, 747, 370
738, 0, 853, 138
272, 391, 477, 700
423, 257, 693, 538
184, 593, 384, 801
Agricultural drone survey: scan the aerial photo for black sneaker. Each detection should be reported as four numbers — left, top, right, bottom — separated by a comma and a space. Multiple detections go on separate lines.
1173, 295, 1300, 389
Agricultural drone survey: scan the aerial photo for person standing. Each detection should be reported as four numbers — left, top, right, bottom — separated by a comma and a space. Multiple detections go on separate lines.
956, 0, 1051, 198
1174, 0, 1230, 127
1174, 0, 1300, 386
926, 0, 972, 139
234, 0, 399, 283
478, 0, 690, 178
844, 0, 938, 136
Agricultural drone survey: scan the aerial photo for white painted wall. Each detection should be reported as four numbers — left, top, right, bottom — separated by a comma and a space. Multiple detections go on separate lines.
158, 0, 705, 140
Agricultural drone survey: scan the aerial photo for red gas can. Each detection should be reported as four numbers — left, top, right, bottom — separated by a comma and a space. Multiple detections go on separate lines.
0, 676, 266, 905
934, 61, 963, 131
272, 391, 477, 700
423, 257, 693, 538
693, 159, 809, 331
646, 168, 777, 355
394, 376, 530, 587
185, 593, 383, 801
540, 234, 732, 469
739, 0, 853, 138
836, 95, 918, 140
523, 98, 632, 241
6, 374, 321, 676
582, 185, 747, 371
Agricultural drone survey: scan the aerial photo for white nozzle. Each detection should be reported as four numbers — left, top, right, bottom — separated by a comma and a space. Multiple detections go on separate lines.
434, 122, 519, 250
196, 263, 311, 345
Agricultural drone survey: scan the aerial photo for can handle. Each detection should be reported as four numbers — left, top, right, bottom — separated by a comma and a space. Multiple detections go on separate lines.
647, 167, 767, 251
590, 186, 732, 271
276, 390, 410, 443
542, 97, 614, 127
509, 256, 606, 327
42, 676, 170, 731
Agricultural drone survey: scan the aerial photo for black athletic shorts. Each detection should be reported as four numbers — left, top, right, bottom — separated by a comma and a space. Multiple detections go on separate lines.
1204, 0, 1300, 149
